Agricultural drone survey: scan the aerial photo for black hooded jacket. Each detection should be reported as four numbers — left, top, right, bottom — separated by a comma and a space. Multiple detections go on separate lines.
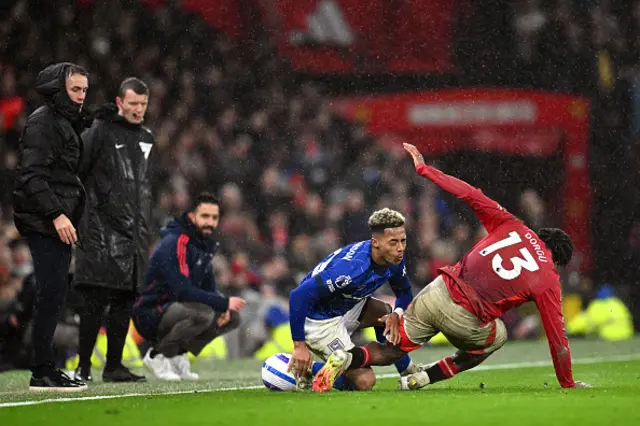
13, 63, 87, 237
73, 103, 156, 291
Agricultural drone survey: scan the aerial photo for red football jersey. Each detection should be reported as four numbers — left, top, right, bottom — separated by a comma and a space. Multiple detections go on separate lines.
416, 163, 575, 388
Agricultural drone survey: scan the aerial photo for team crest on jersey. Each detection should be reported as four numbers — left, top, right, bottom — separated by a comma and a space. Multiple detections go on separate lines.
328, 338, 345, 351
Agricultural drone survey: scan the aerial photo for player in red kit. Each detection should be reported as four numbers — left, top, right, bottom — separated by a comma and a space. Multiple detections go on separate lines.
313, 143, 591, 390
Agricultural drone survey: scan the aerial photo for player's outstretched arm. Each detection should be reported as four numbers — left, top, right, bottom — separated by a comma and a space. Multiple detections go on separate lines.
534, 286, 591, 388
404, 142, 476, 199
403, 143, 516, 233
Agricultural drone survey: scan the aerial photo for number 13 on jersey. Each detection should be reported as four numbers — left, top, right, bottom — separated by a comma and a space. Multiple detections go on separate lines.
480, 231, 540, 280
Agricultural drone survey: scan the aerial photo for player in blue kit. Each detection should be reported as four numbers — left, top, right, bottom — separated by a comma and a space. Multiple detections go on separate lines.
287, 208, 421, 392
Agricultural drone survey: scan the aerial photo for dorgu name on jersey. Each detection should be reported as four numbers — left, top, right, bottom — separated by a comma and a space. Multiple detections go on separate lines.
524, 232, 549, 263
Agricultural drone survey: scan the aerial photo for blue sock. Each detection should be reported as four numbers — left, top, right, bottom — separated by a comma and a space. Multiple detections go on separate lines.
374, 326, 412, 374
311, 361, 357, 391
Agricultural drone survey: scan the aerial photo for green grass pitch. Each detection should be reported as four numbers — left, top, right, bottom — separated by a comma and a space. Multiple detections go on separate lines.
0, 338, 639, 425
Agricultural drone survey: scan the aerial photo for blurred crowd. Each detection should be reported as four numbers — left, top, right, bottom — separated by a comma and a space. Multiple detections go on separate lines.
1, 0, 638, 368
462, 0, 640, 297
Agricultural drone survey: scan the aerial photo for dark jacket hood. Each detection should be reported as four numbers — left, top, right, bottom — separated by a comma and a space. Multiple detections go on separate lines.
94, 103, 119, 119
94, 102, 141, 129
35, 62, 85, 125
162, 214, 217, 252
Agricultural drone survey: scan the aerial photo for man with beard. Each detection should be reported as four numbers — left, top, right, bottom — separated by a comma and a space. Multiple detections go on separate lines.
12, 62, 89, 391
132, 193, 246, 380
72, 77, 154, 383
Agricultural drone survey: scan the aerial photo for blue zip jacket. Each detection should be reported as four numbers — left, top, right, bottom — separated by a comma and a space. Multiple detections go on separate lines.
132, 214, 228, 340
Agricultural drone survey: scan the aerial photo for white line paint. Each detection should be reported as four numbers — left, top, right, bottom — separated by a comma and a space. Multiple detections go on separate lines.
467, 353, 640, 371
0, 386, 264, 408
1, 353, 638, 409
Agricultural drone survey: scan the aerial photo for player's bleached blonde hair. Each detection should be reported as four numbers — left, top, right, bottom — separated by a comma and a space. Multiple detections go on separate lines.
368, 208, 406, 234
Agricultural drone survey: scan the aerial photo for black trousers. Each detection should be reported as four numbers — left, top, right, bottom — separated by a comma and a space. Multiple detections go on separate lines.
155, 303, 240, 358
75, 285, 136, 372
26, 234, 72, 376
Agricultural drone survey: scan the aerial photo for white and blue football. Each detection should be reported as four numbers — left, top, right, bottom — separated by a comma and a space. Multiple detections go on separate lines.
262, 353, 297, 391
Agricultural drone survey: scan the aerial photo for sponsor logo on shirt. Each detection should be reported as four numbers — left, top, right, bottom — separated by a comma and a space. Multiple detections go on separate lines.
326, 279, 335, 293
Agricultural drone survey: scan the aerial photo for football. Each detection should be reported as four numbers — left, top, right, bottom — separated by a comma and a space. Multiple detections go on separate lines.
262, 353, 297, 391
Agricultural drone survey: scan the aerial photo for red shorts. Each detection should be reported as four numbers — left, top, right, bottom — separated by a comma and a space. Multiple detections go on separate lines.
398, 316, 421, 353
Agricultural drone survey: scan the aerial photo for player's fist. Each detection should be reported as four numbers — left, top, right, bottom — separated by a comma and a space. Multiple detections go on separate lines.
228, 297, 246, 312
403, 143, 425, 168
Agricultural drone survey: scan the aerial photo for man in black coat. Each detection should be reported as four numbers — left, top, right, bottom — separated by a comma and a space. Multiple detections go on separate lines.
13, 62, 89, 392
72, 78, 154, 382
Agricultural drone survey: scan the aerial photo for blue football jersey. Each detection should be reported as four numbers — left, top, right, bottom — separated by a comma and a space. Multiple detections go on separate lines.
301, 240, 408, 320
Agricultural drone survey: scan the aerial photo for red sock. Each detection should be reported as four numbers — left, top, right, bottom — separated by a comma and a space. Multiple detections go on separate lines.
426, 356, 459, 383
348, 346, 371, 368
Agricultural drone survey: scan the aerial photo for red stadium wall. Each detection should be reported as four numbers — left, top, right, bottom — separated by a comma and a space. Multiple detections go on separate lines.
164, 0, 460, 73
176, 0, 245, 39
261, 0, 458, 74
82, 0, 460, 74
331, 89, 592, 272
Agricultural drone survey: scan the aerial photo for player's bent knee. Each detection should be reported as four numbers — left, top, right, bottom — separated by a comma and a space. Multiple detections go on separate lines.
487, 319, 507, 354
495, 319, 507, 348
192, 311, 216, 327
346, 369, 376, 391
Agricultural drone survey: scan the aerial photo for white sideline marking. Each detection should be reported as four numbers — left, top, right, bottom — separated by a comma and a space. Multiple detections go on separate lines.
1, 353, 638, 409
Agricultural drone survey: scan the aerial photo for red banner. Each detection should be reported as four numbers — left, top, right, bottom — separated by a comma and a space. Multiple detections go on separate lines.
86, 0, 458, 71
180, 0, 244, 39
331, 89, 592, 272
265, 0, 457, 74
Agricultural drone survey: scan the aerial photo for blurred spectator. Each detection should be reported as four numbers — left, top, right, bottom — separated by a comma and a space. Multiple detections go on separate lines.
340, 189, 370, 243
566, 285, 634, 341
519, 189, 551, 230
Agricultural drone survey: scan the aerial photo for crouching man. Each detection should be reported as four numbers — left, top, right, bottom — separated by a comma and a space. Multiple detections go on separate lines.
132, 192, 246, 380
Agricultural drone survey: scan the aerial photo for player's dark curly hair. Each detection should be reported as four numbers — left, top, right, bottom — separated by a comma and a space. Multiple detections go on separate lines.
538, 228, 573, 267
